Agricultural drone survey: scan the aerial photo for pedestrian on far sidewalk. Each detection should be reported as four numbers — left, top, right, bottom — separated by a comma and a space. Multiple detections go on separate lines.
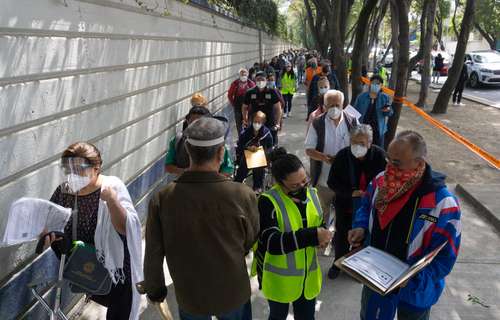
432, 53, 445, 84
144, 117, 259, 320
452, 63, 468, 106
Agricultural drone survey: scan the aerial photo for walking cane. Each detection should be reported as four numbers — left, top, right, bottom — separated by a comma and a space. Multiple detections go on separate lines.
136, 281, 173, 320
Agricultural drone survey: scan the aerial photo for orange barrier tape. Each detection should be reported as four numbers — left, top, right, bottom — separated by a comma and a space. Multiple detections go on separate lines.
360, 76, 500, 170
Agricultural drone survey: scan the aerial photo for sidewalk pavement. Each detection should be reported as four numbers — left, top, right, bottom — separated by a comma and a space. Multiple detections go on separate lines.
456, 184, 500, 232
138, 86, 500, 320
72, 85, 500, 319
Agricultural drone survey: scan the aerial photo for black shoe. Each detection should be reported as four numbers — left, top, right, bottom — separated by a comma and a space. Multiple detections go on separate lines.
327, 266, 341, 280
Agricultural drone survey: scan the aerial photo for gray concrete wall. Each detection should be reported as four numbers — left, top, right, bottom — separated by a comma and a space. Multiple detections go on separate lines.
0, 0, 289, 288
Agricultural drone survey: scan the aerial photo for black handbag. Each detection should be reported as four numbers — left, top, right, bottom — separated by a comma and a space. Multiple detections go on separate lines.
63, 194, 112, 295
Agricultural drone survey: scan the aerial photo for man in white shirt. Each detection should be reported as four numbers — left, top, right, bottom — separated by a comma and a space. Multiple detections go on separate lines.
305, 90, 358, 224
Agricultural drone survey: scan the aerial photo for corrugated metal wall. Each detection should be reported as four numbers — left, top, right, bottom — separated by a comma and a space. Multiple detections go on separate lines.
0, 0, 290, 317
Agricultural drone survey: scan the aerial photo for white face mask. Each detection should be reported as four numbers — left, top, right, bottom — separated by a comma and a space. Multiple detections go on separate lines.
319, 87, 329, 95
327, 107, 342, 119
257, 81, 267, 89
253, 122, 263, 131
351, 144, 368, 158
66, 173, 92, 193
240, 75, 248, 82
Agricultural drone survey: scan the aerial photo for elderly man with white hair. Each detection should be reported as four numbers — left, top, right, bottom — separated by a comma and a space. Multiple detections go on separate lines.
228, 68, 256, 135
305, 89, 359, 225
144, 117, 259, 320
325, 124, 387, 279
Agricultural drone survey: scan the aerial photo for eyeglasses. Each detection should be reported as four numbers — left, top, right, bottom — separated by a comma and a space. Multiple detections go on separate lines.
385, 156, 422, 169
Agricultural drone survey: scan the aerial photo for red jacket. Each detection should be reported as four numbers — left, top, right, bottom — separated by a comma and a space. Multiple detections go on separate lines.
228, 79, 255, 105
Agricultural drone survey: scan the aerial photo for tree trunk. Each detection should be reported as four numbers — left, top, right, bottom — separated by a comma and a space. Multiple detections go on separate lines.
389, 1, 399, 89
350, 0, 379, 105
475, 23, 496, 50
432, 0, 476, 114
385, 0, 410, 147
417, 0, 438, 108
304, 0, 329, 56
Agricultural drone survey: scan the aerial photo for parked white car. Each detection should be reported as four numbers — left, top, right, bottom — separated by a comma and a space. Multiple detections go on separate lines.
465, 51, 500, 88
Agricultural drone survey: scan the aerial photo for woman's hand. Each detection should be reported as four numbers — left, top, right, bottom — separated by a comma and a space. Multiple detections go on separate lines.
101, 186, 118, 203
40, 229, 63, 251
317, 227, 334, 248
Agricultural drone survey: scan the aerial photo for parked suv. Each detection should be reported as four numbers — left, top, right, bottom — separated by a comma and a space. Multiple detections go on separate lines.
465, 51, 500, 88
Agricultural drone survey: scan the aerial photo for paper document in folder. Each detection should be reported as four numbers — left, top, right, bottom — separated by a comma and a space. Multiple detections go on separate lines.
244, 146, 268, 169
335, 241, 448, 295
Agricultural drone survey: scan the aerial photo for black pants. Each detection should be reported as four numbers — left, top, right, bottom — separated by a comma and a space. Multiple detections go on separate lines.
283, 93, 294, 114
271, 129, 278, 146
453, 81, 465, 104
234, 158, 265, 190
332, 206, 352, 269
268, 295, 316, 320
90, 281, 133, 320
233, 103, 243, 135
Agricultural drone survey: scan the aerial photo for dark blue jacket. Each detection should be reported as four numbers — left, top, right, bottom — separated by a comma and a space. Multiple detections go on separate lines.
236, 125, 273, 156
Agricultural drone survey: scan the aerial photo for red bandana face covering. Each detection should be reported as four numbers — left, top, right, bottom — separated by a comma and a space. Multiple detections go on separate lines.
375, 162, 426, 230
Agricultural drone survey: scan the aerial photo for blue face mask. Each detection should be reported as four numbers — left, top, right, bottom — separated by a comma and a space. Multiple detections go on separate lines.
267, 81, 276, 89
370, 84, 381, 93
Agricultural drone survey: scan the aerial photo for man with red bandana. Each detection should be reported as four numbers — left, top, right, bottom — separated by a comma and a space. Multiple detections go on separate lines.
348, 130, 462, 320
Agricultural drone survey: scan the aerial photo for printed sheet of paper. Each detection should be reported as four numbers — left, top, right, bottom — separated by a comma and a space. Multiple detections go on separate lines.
244, 146, 267, 169
1, 197, 72, 246
343, 246, 410, 292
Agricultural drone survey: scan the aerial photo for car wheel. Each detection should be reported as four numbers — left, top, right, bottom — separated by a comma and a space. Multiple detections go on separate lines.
469, 72, 480, 88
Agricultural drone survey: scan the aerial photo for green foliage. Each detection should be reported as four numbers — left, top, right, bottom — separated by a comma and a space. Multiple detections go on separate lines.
210, 0, 281, 34
475, 0, 500, 42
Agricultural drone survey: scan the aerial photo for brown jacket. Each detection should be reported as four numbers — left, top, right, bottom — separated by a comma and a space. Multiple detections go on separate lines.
144, 171, 259, 315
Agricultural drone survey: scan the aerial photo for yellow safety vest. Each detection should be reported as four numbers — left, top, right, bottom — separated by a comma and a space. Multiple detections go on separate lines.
258, 185, 323, 303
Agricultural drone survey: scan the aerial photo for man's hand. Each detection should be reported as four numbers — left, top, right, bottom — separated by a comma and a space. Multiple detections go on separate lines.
382, 106, 391, 112
352, 190, 364, 197
348, 228, 365, 248
317, 227, 334, 248
325, 154, 335, 164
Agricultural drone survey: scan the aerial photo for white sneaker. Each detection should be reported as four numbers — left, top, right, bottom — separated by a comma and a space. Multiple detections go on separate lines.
458, 102, 466, 106
287, 112, 292, 117
283, 114, 288, 118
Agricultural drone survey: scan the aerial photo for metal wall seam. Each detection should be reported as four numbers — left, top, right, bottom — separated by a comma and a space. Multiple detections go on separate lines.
0, 49, 259, 87
0, 69, 243, 189
0, 55, 258, 138
0, 27, 259, 45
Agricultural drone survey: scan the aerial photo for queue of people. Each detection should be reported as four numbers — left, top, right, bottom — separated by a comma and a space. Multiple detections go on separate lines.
37, 50, 461, 320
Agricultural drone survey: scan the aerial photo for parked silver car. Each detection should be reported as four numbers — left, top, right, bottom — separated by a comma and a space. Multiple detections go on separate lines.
465, 51, 500, 88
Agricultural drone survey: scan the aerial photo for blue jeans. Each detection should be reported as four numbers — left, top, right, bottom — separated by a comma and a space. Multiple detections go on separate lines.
268, 295, 316, 320
179, 301, 252, 320
360, 286, 430, 320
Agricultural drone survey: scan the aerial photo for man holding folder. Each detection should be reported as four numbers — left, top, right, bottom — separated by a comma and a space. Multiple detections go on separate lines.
348, 131, 462, 320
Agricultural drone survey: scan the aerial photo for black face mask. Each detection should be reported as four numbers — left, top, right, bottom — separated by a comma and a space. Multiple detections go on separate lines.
288, 186, 308, 202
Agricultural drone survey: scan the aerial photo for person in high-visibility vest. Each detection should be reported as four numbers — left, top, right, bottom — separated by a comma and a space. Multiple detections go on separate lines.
252, 148, 333, 320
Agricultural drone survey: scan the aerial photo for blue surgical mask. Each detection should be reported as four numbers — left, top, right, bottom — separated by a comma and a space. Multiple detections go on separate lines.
267, 81, 276, 89
371, 84, 381, 93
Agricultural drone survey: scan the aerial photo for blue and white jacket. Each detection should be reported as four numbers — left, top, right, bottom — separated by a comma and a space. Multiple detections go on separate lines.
352, 165, 462, 312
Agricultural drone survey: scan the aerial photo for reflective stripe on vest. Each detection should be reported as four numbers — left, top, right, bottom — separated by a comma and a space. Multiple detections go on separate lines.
263, 187, 322, 276
264, 188, 303, 277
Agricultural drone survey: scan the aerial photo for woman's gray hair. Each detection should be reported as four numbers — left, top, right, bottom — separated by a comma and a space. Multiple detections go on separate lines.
350, 124, 373, 144
395, 130, 427, 159
184, 117, 226, 165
